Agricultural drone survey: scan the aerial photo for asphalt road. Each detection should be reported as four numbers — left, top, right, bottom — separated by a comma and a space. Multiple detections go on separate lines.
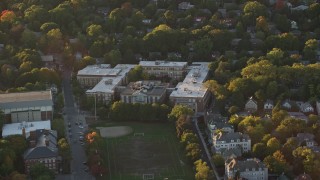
56, 69, 95, 180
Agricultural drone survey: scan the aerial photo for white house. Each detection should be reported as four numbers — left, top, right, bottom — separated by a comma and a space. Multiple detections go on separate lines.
225, 158, 268, 180
212, 132, 251, 154
296, 101, 314, 113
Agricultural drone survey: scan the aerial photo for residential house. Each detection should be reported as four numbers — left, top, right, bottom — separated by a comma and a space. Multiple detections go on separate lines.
0, 91, 53, 123
85, 64, 136, 104
24, 129, 59, 174
264, 99, 274, 113
139, 60, 188, 80
41, 55, 54, 68
212, 132, 251, 154
296, 101, 314, 113
206, 113, 234, 144
120, 81, 169, 104
287, 112, 308, 122
170, 62, 211, 112
225, 158, 268, 180
245, 97, 258, 113
296, 133, 318, 147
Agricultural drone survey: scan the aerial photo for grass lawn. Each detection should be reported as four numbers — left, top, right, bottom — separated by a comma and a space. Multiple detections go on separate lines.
96, 122, 195, 180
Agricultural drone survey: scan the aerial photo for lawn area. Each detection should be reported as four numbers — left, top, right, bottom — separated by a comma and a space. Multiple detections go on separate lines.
96, 122, 195, 180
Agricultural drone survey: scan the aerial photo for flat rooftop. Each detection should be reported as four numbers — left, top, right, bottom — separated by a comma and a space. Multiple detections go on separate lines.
121, 81, 168, 96
139, 60, 188, 67
170, 62, 210, 98
77, 64, 123, 77
2, 120, 51, 138
0, 90, 52, 104
86, 64, 136, 94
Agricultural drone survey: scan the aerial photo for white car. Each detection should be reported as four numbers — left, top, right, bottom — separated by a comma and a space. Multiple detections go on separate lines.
79, 125, 84, 129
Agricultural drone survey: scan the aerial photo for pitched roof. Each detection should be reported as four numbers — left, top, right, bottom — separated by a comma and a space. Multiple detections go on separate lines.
215, 132, 250, 142
24, 146, 57, 159
226, 158, 266, 172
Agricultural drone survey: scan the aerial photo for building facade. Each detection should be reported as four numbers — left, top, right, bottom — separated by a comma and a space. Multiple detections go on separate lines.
170, 62, 211, 112
120, 81, 168, 104
24, 130, 59, 174
77, 64, 115, 87
85, 64, 136, 104
139, 60, 188, 80
225, 158, 268, 180
0, 91, 53, 123
213, 132, 251, 153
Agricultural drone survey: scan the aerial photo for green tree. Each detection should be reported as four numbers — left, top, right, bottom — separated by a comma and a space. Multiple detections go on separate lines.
194, 159, 210, 180
264, 150, 290, 174
40, 22, 59, 33
180, 131, 198, 145
127, 65, 148, 82
243, 1, 267, 19
266, 137, 281, 155
51, 119, 65, 139
185, 143, 201, 161
266, 48, 284, 65
86, 24, 103, 39
253, 143, 267, 160
168, 105, 194, 121
204, 80, 228, 100
29, 163, 55, 180
212, 154, 225, 168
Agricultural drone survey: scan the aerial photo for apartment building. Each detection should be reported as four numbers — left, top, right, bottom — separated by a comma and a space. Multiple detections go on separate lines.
139, 60, 188, 80
213, 132, 251, 153
0, 91, 53, 123
120, 80, 169, 104
169, 62, 211, 112
225, 158, 268, 180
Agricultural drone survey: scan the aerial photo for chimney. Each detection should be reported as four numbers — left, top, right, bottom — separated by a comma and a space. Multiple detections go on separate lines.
22, 128, 26, 138
30, 131, 36, 140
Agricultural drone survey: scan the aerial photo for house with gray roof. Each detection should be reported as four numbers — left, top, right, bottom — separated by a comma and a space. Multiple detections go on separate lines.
0, 91, 53, 123
24, 129, 59, 174
225, 158, 268, 180
120, 80, 169, 104
206, 113, 234, 144
213, 132, 251, 154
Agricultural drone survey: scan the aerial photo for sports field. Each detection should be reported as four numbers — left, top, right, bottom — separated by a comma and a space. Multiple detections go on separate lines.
99, 122, 194, 180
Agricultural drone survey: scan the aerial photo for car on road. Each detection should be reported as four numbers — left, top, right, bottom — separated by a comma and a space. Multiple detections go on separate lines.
83, 161, 87, 165
84, 167, 89, 172
80, 142, 85, 146
75, 122, 78, 125
78, 132, 84, 135
79, 125, 84, 129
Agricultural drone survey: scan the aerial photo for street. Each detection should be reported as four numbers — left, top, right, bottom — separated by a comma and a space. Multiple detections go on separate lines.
56, 69, 95, 180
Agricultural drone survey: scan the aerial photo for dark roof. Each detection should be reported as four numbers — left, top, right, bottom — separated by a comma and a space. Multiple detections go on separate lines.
24, 130, 58, 160
24, 146, 57, 159
226, 158, 266, 172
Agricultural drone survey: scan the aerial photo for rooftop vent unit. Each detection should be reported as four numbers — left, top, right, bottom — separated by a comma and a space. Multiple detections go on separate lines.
155, 61, 161, 65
